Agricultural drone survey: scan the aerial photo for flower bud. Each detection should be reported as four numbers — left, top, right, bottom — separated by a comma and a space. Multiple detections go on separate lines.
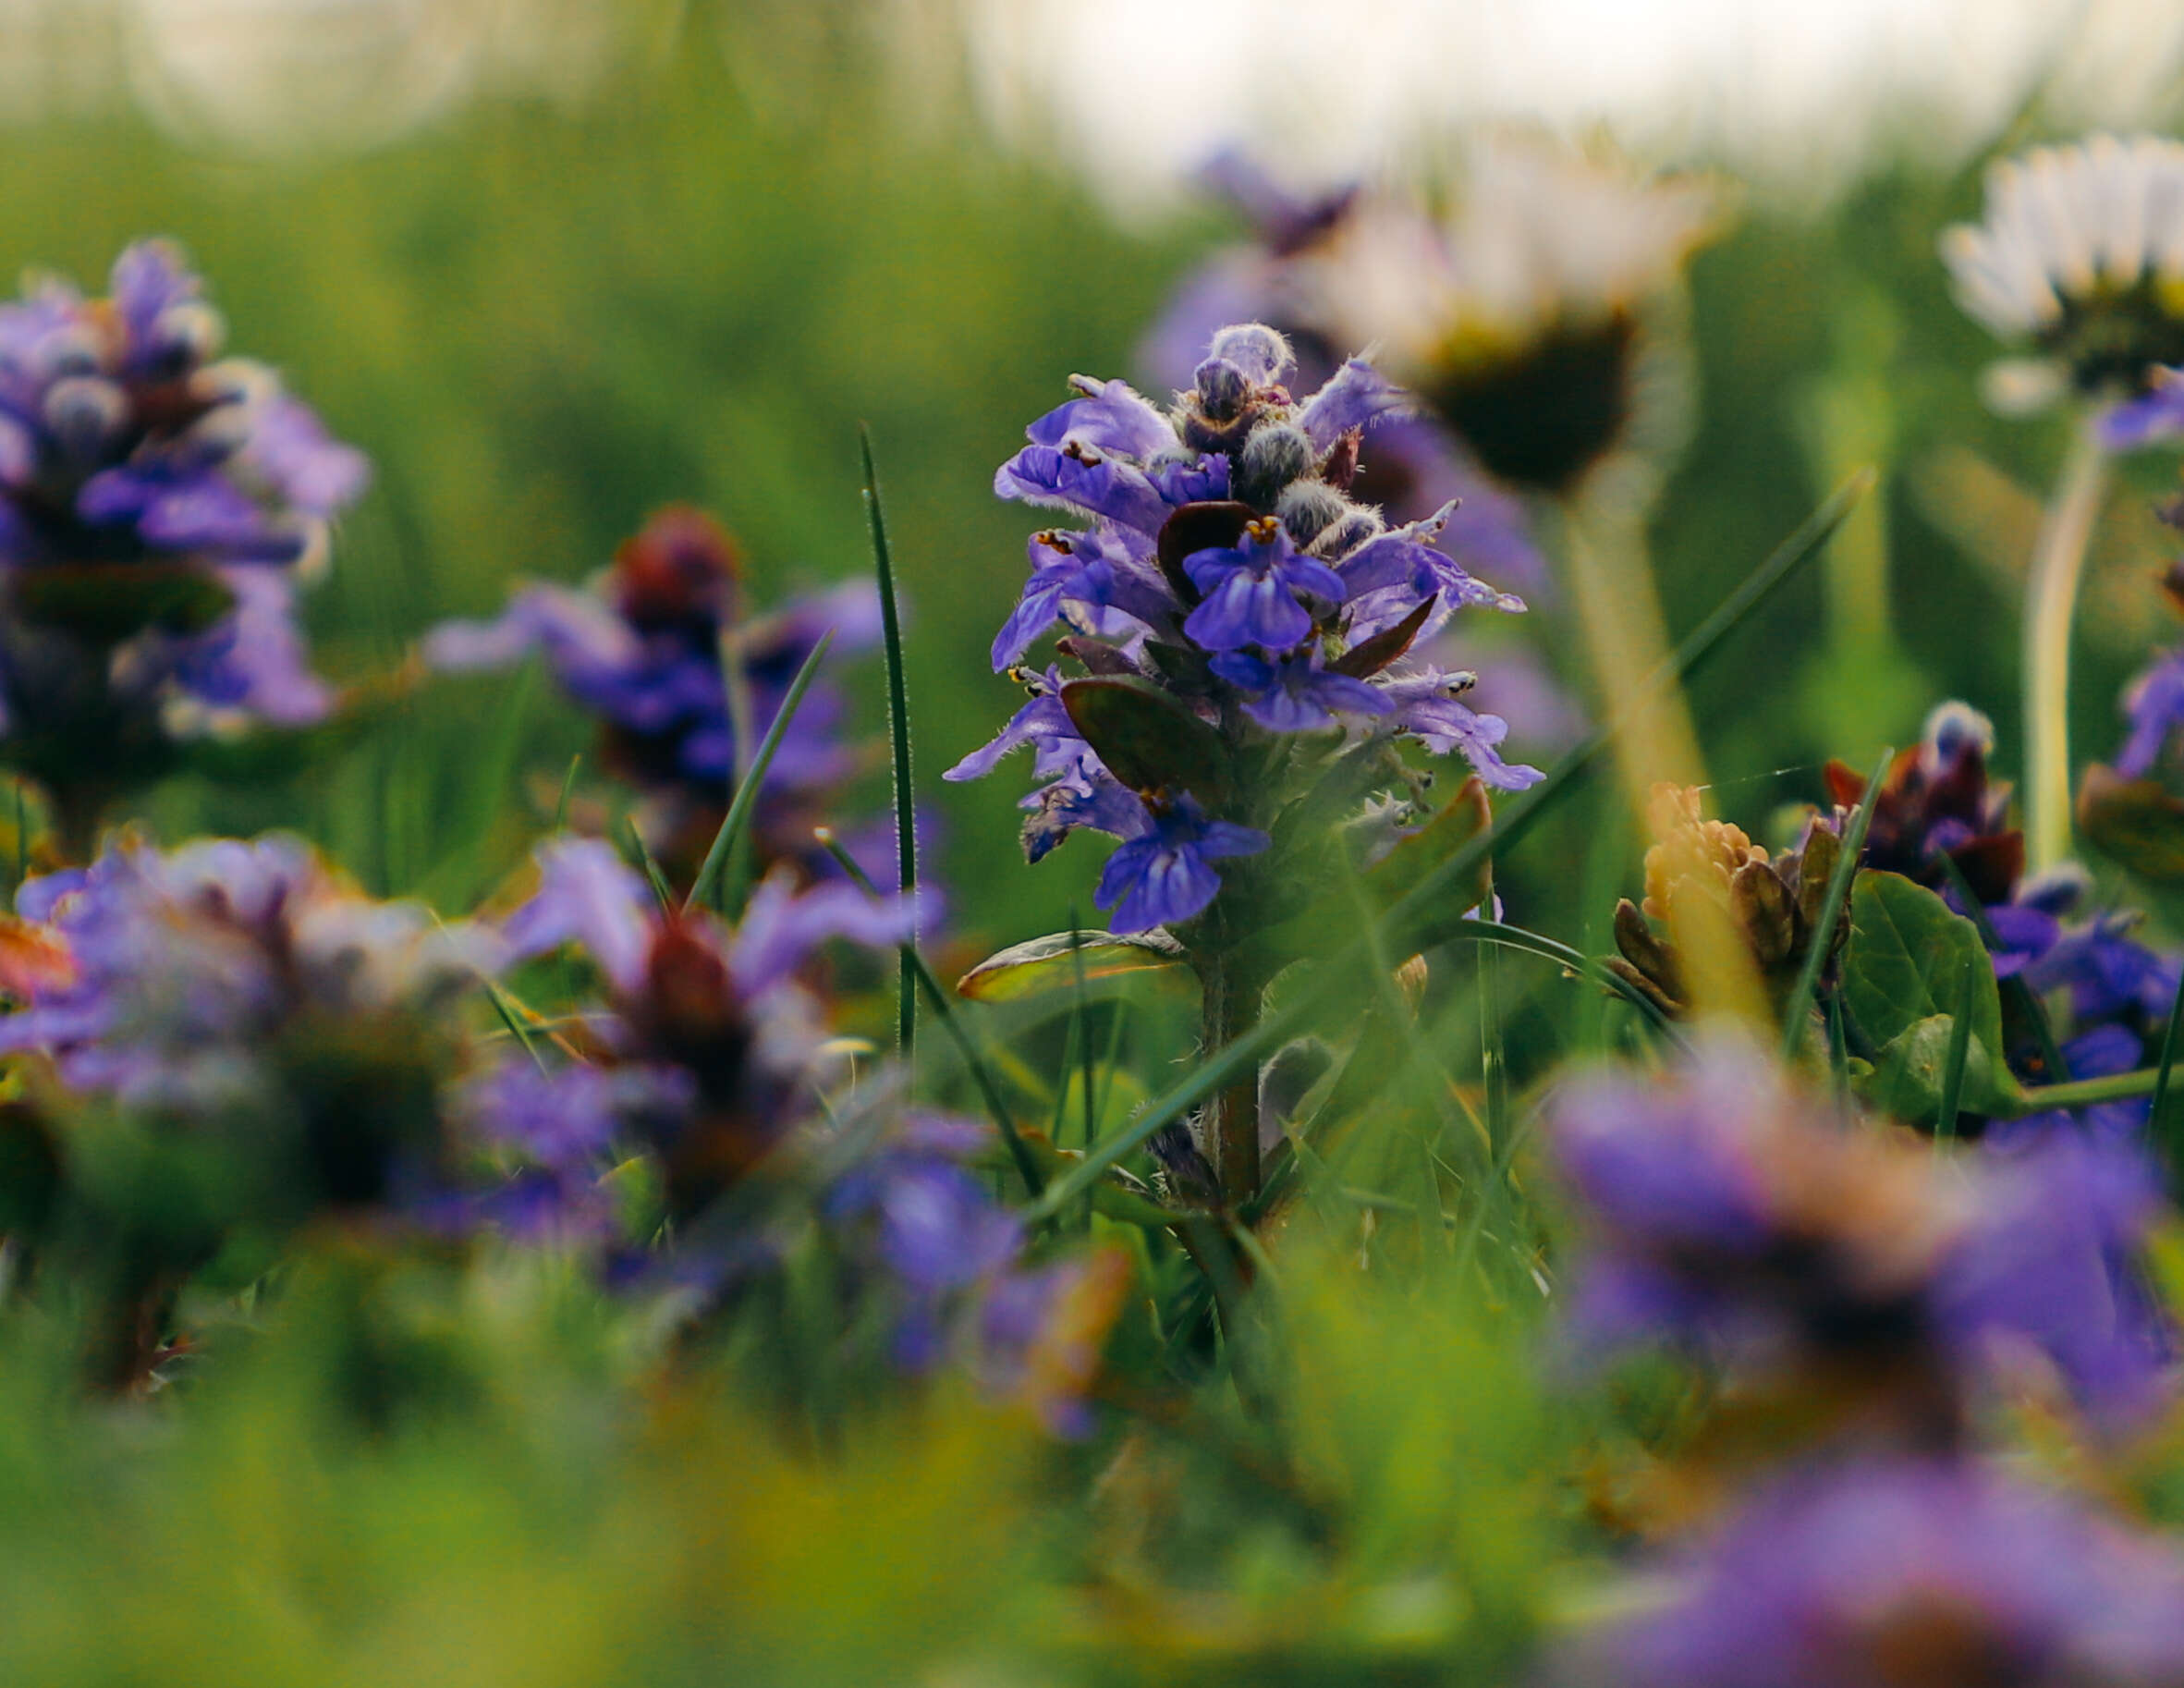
1208, 324, 1292, 386
149, 300, 225, 370
1238, 421, 1312, 507
1922, 700, 1995, 776
1313, 507, 1384, 559
1275, 479, 1350, 546
41, 376, 128, 458
1192, 356, 1250, 421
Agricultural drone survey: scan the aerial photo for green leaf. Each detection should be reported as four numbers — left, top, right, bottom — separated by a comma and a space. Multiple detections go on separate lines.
1060, 677, 1230, 804
955, 928, 1188, 1003
1840, 871, 2017, 1116
1364, 777, 1494, 925
1855, 1012, 2003, 1124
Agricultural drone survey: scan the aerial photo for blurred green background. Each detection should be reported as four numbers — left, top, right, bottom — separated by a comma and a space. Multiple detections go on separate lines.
6, 13, 2170, 960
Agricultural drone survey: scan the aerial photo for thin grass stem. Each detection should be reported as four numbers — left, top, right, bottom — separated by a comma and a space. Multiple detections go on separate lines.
859, 426, 919, 1057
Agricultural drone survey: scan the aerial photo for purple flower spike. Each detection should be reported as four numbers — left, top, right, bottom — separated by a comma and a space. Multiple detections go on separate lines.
966, 324, 1541, 931
425, 506, 893, 884
1181, 520, 1347, 653
0, 239, 369, 786
1093, 793, 1268, 934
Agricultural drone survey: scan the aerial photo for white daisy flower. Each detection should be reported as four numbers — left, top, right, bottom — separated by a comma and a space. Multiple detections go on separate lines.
1942, 133, 2184, 410
1298, 138, 1721, 495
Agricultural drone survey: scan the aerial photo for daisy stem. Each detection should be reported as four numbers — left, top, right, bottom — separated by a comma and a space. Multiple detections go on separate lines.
2022, 423, 2107, 875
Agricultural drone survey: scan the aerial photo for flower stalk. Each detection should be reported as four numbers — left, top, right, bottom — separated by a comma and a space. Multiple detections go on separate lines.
2021, 423, 2108, 874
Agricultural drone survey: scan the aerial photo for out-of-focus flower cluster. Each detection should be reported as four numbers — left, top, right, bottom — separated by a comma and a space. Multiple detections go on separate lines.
450, 838, 1117, 1429
428, 505, 890, 885
1550, 1035, 2184, 1686
0, 241, 367, 834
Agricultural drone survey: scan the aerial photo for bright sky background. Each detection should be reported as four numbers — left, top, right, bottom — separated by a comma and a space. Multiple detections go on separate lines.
962, 0, 2184, 210
0, 0, 2175, 196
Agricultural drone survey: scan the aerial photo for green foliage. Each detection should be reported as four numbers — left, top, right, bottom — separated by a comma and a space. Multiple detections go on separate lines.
1841, 869, 2017, 1119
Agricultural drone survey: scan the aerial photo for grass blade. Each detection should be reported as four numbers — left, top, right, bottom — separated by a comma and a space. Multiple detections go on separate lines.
1777, 743, 1892, 1058
1443, 918, 1681, 1040
860, 426, 918, 1058
625, 816, 675, 915
685, 628, 836, 916
553, 753, 581, 835
1934, 950, 1977, 1144
1070, 905, 1097, 1154
1028, 472, 1872, 1222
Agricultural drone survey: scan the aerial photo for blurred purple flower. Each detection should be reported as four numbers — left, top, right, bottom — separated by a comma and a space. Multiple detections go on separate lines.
426, 506, 884, 878
0, 240, 366, 799
1546, 1035, 2174, 1426
1568, 1457, 2184, 1688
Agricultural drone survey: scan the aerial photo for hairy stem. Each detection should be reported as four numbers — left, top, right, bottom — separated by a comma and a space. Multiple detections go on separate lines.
2022, 425, 2107, 875
1197, 938, 1263, 1209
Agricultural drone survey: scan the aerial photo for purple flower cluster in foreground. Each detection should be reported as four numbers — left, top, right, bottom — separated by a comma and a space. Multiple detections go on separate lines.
949, 322, 1539, 934
1550, 1036, 2184, 1686
1547, 1035, 2170, 1428
0, 241, 367, 764
1574, 1458, 2184, 1688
